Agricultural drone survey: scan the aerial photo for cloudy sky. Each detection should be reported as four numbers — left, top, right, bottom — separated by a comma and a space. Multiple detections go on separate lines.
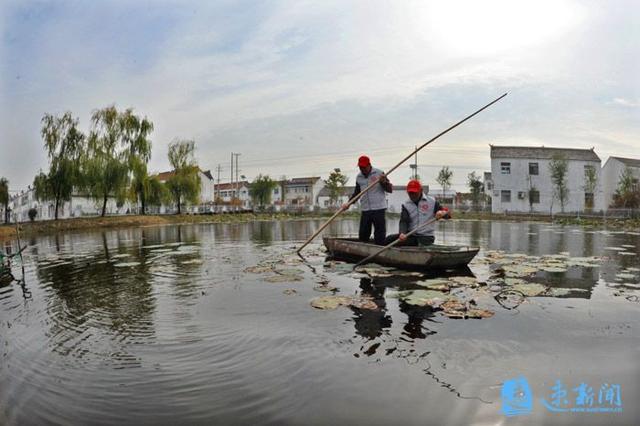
1, 0, 638, 191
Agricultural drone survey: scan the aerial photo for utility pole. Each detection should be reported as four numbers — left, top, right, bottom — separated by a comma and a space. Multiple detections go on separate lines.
215, 164, 222, 211
414, 145, 418, 179
233, 153, 241, 211
230, 153, 234, 213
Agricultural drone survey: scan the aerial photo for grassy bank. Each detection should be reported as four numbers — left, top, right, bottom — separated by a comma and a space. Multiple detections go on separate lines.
456, 211, 640, 229
0, 211, 361, 242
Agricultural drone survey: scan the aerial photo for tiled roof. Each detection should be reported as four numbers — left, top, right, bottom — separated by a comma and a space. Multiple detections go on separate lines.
287, 177, 321, 185
214, 181, 250, 190
490, 145, 600, 161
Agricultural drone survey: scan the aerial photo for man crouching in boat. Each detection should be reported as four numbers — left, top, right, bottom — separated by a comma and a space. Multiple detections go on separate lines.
385, 179, 450, 246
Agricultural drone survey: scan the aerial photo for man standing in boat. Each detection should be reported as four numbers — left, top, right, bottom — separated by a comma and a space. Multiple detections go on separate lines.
385, 179, 450, 246
343, 155, 393, 245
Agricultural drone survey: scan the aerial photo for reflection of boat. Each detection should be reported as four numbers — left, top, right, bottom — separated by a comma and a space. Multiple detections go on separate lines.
323, 237, 479, 270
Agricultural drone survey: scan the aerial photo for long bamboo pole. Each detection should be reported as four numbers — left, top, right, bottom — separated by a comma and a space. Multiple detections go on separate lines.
296, 92, 507, 254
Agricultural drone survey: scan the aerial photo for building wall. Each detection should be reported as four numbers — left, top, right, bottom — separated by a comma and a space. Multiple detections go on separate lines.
601, 158, 640, 208
490, 157, 604, 213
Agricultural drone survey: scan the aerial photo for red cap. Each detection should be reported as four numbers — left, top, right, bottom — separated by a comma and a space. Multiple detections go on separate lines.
358, 155, 371, 167
407, 179, 422, 193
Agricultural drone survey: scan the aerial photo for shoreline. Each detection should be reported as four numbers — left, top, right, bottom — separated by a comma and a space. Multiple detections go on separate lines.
1, 211, 638, 242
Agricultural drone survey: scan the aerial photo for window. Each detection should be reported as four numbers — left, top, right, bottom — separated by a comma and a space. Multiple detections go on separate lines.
529, 162, 539, 175
274, 188, 279, 195
530, 190, 540, 204
585, 192, 594, 207
486, 182, 493, 190
501, 162, 511, 174
501, 190, 511, 202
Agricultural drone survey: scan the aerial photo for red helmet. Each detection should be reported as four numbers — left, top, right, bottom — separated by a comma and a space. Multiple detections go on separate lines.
406, 179, 422, 193
358, 155, 371, 167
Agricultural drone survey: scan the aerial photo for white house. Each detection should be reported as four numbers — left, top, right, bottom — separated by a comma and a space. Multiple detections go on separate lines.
601, 156, 640, 209
490, 145, 603, 214
9, 188, 132, 222
283, 177, 325, 211
317, 186, 356, 209
213, 181, 251, 210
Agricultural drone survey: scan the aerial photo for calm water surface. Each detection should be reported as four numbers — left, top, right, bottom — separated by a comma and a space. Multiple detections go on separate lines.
1, 218, 639, 425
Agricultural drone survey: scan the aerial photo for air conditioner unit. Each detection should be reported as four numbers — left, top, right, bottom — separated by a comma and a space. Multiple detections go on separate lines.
517, 191, 526, 199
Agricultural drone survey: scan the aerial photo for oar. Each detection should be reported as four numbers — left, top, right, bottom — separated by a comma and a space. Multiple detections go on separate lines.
353, 216, 441, 269
296, 92, 508, 254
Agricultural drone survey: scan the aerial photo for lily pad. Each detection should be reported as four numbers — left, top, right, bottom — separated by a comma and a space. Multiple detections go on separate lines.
444, 308, 494, 319
512, 283, 547, 297
310, 295, 352, 310
415, 278, 451, 290
548, 288, 589, 297
541, 266, 568, 273
313, 284, 338, 292
264, 274, 303, 283
504, 278, 527, 286
616, 273, 637, 280
502, 265, 538, 277
448, 276, 479, 287
244, 266, 274, 274
114, 262, 140, 267
283, 289, 297, 295
400, 290, 449, 307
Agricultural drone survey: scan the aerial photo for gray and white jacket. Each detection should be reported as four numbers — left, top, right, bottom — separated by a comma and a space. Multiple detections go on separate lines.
349, 167, 393, 211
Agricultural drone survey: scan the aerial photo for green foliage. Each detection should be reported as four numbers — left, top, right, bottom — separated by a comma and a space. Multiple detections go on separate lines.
249, 175, 278, 210
436, 166, 453, 197
28, 208, 38, 222
325, 170, 349, 207
36, 112, 86, 219
166, 140, 201, 214
0, 177, 9, 224
548, 154, 569, 212
467, 172, 484, 209
583, 165, 598, 210
84, 106, 154, 216
612, 167, 640, 208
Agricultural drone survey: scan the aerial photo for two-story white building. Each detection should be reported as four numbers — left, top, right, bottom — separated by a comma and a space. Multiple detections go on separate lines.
213, 181, 251, 210
601, 156, 640, 208
490, 146, 604, 214
283, 177, 325, 211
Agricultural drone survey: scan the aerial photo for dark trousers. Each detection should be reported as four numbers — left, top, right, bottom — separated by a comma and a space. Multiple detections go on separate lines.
383, 234, 435, 246
359, 209, 386, 245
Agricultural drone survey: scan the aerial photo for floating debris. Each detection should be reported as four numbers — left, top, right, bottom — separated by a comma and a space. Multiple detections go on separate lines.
283, 289, 297, 295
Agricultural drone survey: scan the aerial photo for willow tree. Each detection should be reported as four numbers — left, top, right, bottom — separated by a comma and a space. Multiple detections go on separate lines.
34, 112, 85, 220
165, 140, 201, 214
0, 177, 9, 224
84, 106, 153, 216
612, 167, 640, 208
249, 175, 278, 211
549, 154, 569, 213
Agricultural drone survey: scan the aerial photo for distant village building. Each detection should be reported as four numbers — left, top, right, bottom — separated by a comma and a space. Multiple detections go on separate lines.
490, 145, 603, 214
213, 181, 251, 211
9, 188, 131, 222
601, 156, 640, 208
317, 186, 355, 209
283, 177, 324, 211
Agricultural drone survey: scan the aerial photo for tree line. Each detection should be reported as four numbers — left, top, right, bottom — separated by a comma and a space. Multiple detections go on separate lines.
30, 106, 201, 220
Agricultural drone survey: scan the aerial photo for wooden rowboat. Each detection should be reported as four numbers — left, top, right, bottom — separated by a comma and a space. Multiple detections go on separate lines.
323, 237, 479, 270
